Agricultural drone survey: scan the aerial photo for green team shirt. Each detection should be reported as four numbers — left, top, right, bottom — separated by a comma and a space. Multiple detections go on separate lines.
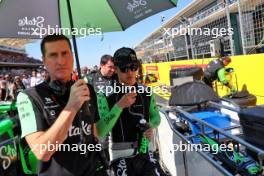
217, 68, 228, 85
16, 82, 101, 176
17, 92, 42, 138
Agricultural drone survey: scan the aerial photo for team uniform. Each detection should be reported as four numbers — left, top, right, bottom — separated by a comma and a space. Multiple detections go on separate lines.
203, 58, 227, 87
17, 81, 104, 176
97, 83, 163, 176
87, 70, 117, 96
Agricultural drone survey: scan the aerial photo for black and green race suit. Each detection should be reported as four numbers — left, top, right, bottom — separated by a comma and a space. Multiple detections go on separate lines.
204, 58, 225, 84
96, 83, 160, 141
203, 58, 233, 90
96, 83, 162, 175
16, 81, 103, 176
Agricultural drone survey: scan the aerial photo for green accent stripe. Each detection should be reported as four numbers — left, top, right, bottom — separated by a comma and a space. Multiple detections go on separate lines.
170, 0, 178, 6
217, 68, 228, 84
149, 94, 161, 128
0, 118, 13, 137
96, 93, 122, 138
17, 93, 37, 138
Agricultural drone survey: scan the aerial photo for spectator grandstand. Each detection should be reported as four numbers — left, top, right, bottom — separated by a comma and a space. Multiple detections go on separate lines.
0, 44, 42, 75
0, 46, 41, 64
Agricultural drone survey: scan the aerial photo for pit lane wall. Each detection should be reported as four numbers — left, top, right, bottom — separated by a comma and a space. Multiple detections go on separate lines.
142, 54, 264, 105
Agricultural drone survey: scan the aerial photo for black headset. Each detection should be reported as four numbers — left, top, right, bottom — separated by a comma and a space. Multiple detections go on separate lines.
48, 79, 75, 97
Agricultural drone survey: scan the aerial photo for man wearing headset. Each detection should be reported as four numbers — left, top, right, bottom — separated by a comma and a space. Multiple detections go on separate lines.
203, 56, 237, 93
96, 47, 162, 176
17, 34, 106, 176
86, 54, 117, 167
86, 54, 116, 96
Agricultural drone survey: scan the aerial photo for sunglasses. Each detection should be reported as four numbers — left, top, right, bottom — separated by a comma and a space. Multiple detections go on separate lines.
119, 64, 138, 73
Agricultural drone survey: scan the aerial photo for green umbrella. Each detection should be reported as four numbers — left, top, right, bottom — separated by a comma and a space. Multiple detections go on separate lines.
61, 0, 177, 33
0, 0, 177, 76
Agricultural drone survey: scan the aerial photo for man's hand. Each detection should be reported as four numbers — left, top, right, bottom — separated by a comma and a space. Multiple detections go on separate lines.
65, 80, 90, 112
117, 93, 137, 109
144, 128, 153, 141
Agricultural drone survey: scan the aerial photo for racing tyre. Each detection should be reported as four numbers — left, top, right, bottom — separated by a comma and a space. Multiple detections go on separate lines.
223, 94, 257, 107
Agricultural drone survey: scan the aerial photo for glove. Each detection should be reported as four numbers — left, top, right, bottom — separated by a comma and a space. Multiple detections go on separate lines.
230, 86, 237, 94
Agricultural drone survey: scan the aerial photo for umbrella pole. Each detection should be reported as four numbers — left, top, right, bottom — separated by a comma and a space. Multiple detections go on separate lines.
66, 0, 82, 79
66, 0, 91, 148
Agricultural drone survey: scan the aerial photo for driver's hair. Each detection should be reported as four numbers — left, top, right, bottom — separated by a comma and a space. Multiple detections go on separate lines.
223, 56, 231, 63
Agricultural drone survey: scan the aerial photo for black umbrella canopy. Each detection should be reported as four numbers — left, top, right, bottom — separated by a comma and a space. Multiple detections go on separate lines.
0, 0, 177, 38
0, 0, 177, 78
169, 81, 220, 106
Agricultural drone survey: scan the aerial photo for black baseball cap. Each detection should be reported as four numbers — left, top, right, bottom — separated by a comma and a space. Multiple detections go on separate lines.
113, 47, 138, 67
